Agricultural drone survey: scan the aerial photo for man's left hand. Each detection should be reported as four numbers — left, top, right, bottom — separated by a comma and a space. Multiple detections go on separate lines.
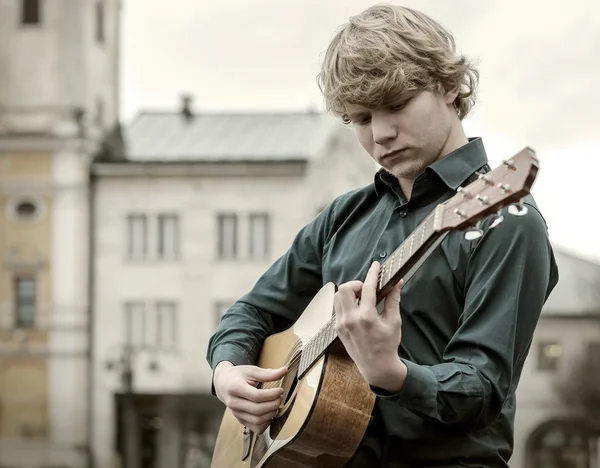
334, 261, 406, 392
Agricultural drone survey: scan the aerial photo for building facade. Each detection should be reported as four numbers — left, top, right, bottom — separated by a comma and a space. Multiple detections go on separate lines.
512, 248, 600, 468
90, 108, 376, 468
91, 106, 600, 468
0, 0, 121, 466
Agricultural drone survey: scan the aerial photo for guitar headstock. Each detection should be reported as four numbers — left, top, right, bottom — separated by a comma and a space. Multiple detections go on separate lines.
439, 147, 539, 237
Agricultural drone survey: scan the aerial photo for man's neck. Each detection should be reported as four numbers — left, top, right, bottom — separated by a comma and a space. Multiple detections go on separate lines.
397, 125, 469, 200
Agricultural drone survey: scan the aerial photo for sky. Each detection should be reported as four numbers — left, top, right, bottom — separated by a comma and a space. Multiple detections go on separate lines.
120, 0, 599, 260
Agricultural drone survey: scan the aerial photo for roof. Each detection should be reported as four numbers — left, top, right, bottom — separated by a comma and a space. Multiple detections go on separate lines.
543, 245, 600, 316
123, 111, 342, 162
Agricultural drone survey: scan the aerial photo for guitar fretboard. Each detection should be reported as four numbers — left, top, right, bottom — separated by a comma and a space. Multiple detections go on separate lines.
298, 206, 442, 377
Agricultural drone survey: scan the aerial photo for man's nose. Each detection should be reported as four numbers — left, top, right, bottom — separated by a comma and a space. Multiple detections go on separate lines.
371, 115, 398, 145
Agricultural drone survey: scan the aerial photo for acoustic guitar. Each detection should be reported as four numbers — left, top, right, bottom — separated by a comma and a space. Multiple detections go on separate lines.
210, 147, 539, 468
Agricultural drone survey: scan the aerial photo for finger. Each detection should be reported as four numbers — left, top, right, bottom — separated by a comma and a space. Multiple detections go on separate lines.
383, 280, 403, 319
235, 409, 278, 428
229, 395, 282, 416
244, 365, 288, 383
338, 280, 364, 296
334, 283, 361, 320
361, 261, 380, 307
232, 381, 285, 403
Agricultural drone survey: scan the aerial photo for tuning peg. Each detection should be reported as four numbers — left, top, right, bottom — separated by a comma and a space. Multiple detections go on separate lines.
476, 194, 489, 205
457, 187, 474, 199
465, 221, 483, 240
508, 203, 528, 216
489, 210, 504, 228
497, 183, 511, 194
502, 159, 516, 170
477, 173, 494, 185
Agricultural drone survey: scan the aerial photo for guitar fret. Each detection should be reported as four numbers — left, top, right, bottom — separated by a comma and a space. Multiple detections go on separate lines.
421, 221, 426, 245
317, 326, 325, 357
306, 340, 314, 369
409, 234, 414, 257
313, 330, 320, 362
399, 245, 404, 271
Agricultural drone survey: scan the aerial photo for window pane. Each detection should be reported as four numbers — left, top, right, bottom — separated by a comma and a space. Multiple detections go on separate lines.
21, 0, 41, 25
158, 214, 179, 258
217, 214, 237, 259
124, 302, 145, 348
127, 214, 147, 258
15, 277, 36, 328
96, 2, 104, 43
157, 302, 177, 350
249, 214, 269, 259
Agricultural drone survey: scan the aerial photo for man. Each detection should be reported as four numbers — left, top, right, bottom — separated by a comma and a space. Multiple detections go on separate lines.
207, 3, 559, 467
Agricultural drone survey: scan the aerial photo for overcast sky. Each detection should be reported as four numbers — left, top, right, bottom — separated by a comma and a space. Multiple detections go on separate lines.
120, 0, 599, 260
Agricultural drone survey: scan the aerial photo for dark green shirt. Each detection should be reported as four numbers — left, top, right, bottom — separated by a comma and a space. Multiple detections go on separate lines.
206, 138, 559, 468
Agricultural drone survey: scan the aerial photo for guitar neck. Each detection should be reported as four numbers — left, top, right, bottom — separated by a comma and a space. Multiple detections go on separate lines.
297, 147, 539, 380
298, 206, 444, 378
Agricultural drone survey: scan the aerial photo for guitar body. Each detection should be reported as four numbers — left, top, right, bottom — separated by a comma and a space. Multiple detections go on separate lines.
211, 283, 376, 468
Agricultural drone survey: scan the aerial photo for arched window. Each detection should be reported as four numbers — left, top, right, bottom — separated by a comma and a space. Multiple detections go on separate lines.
528, 420, 595, 468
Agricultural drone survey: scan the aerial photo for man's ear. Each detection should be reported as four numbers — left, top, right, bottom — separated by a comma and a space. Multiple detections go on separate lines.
443, 82, 460, 105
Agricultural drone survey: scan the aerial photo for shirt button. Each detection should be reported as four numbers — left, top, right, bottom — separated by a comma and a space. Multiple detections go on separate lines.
379, 251, 387, 259
398, 210, 407, 218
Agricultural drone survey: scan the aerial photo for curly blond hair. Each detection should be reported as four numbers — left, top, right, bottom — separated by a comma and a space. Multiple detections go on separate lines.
317, 3, 479, 121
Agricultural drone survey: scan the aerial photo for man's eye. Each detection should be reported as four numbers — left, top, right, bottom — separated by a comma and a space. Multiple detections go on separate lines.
389, 102, 406, 112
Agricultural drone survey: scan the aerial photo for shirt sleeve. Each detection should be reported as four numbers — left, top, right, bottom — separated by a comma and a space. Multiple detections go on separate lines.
206, 202, 336, 374
373, 201, 559, 431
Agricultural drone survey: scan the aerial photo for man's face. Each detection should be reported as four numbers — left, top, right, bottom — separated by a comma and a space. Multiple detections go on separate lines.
345, 89, 459, 181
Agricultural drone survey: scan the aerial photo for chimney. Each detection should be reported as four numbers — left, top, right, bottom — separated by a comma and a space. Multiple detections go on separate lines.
180, 93, 194, 123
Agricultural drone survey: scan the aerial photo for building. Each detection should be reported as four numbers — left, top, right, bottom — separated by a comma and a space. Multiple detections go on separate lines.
91, 102, 600, 468
513, 247, 600, 468
0, 0, 121, 466
90, 104, 376, 468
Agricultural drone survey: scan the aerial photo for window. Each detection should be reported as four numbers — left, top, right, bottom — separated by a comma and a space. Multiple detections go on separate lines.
21, 0, 41, 25
588, 342, 600, 360
249, 214, 270, 259
127, 214, 147, 259
96, 98, 104, 128
95, 2, 105, 43
538, 341, 563, 371
14, 277, 36, 328
156, 301, 177, 350
124, 302, 145, 348
158, 214, 179, 259
6, 195, 46, 223
529, 421, 592, 468
217, 214, 237, 259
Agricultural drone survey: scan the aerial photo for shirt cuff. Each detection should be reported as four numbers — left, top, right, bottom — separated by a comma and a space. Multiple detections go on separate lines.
210, 344, 253, 396
371, 359, 438, 414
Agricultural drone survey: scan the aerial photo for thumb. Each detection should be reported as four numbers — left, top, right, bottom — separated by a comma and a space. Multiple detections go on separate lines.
383, 280, 403, 318
245, 365, 288, 383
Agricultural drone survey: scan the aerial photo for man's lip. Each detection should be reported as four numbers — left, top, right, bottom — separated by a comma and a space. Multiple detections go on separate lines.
381, 148, 408, 160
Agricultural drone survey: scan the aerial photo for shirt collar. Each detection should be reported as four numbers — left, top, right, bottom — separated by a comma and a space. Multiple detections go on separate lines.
374, 137, 489, 196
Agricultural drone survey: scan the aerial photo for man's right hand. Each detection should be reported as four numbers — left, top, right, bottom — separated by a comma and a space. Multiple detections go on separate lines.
213, 361, 288, 435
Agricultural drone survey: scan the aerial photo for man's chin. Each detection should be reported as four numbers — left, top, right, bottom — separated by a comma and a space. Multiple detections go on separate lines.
383, 163, 422, 181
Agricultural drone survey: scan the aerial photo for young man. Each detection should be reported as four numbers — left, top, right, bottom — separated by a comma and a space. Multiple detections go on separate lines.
207, 4, 559, 467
